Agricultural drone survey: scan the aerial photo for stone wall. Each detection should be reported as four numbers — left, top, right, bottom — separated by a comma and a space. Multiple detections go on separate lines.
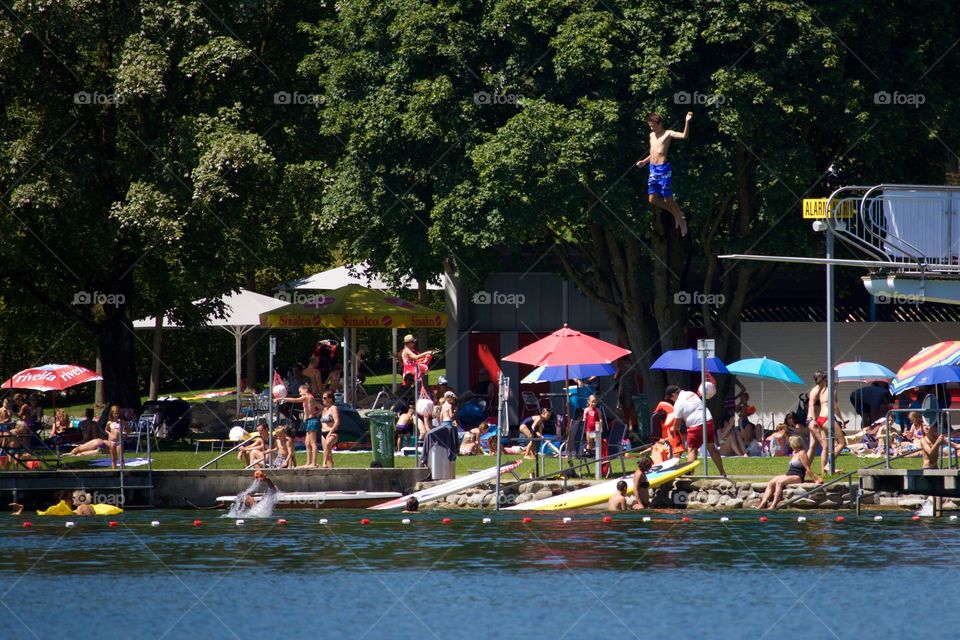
418, 477, 959, 511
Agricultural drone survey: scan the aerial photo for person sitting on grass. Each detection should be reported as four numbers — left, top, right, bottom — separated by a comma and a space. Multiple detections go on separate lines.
632, 457, 654, 509
766, 423, 790, 456
718, 414, 746, 457
607, 480, 628, 511
756, 436, 821, 509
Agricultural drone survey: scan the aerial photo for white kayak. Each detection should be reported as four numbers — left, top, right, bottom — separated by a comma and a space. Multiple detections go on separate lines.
216, 491, 401, 509
369, 460, 523, 510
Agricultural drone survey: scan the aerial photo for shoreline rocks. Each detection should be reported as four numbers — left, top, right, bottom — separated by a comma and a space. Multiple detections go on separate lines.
415, 478, 953, 511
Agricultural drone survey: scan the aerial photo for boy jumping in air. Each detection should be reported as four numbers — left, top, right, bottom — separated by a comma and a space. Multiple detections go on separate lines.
636, 111, 692, 236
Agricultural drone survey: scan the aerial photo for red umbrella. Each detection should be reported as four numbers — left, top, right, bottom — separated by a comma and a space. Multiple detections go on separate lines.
2, 364, 102, 392
502, 325, 631, 367
503, 326, 631, 475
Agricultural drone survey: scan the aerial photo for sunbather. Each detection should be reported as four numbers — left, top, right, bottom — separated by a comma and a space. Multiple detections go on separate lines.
757, 436, 821, 509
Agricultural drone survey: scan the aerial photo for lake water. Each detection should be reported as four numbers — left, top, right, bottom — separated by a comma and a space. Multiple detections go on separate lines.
2, 508, 959, 639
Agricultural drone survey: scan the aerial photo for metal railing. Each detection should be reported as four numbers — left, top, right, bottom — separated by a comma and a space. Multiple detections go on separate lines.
828, 184, 960, 274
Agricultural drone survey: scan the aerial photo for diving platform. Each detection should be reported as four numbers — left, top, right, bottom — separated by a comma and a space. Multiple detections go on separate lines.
859, 468, 960, 499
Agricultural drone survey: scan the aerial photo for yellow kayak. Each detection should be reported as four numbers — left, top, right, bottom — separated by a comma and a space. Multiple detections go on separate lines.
506, 459, 700, 511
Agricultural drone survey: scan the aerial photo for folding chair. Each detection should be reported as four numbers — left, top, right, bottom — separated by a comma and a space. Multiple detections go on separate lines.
521, 391, 542, 418
132, 413, 161, 453
603, 421, 629, 478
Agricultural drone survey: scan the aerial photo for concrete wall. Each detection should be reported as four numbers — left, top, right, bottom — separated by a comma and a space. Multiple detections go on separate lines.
0, 468, 429, 509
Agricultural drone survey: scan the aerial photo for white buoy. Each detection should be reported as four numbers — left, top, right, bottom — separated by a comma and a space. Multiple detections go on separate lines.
642, 516, 652, 523
150, 521, 160, 527
401, 518, 411, 525
482, 517, 492, 524
235, 519, 245, 526
65, 521, 75, 528
319, 518, 328, 525
874, 515, 883, 521
950, 515, 958, 521
562, 517, 572, 524
797, 516, 807, 523
720, 516, 729, 523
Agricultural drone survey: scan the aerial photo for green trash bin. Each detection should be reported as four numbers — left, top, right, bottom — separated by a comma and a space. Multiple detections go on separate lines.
367, 410, 396, 468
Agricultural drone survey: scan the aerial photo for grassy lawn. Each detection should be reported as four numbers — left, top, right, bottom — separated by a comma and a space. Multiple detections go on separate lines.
49, 444, 923, 484
54, 368, 446, 416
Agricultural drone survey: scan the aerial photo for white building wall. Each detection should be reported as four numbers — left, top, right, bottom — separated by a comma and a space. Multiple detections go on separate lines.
740, 322, 960, 424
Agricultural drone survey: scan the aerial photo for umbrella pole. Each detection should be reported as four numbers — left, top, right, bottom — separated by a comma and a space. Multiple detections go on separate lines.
496, 372, 502, 511
565, 365, 573, 475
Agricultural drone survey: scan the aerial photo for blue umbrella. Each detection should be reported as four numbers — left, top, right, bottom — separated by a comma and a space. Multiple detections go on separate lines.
834, 361, 896, 383
650, 348, 729, 374
727, 357, 803, 431
899, 364, 960, 390
521, 362, 616, 384
727, 357, 803, 384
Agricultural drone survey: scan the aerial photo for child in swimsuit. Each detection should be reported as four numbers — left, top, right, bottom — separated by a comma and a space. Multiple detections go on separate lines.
283, 385, 319, 468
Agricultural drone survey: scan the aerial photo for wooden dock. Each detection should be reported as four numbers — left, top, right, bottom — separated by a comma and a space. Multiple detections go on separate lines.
860, 468, 960, 498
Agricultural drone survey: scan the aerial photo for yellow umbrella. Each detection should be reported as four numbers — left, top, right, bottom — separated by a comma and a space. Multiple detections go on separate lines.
259, 283, 447, 329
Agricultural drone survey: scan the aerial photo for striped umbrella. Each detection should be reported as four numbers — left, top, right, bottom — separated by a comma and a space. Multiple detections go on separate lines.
890, 341, 960, 394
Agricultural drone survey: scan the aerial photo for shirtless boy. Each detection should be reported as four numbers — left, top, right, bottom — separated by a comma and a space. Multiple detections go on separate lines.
636, 111, 692, 236
607, 480, 628, 511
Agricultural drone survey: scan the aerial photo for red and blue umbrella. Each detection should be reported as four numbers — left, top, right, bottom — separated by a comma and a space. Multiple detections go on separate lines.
891, 341, 960, 394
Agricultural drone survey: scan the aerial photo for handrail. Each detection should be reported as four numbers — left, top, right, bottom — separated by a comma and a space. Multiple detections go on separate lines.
775, 449, 917, 510
199, 435, 262, 470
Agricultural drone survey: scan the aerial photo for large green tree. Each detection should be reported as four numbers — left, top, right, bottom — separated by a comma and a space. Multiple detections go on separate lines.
0, 1, 327, 405
306, 0, 960, 408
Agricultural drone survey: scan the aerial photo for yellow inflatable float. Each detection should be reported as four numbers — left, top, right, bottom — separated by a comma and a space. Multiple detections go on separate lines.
37, 500, 123, 516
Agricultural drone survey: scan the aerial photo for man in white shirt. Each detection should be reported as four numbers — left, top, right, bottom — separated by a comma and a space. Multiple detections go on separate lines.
673, 380, 726, 477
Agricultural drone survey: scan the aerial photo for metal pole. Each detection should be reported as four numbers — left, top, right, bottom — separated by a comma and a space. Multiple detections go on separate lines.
268, 336, 276, 457
391, 328, 398, 393
235, 330, 242, 419
495, 372, 503, 511
701, 352, 708, 478
342, 328, 349, 405
826, 228, 836, 476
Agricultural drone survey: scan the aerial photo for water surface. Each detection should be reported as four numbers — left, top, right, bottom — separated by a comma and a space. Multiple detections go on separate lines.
2, 509, 958, 639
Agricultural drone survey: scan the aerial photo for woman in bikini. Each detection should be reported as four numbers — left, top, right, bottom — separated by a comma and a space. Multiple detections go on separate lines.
319, 392, 340, 469
757, 436, 821, 509
282, 384, 319, 467
807, 370, 846, 476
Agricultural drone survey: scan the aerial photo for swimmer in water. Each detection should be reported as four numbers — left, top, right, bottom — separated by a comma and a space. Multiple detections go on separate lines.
607, 481, 628, 511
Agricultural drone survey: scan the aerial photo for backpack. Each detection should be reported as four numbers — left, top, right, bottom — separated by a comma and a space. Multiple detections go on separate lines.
794, 393, 809, 424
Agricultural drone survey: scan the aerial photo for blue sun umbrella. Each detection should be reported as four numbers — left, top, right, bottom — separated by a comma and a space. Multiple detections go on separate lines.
521, 362, 616, 384
834, 361, 896, 383
650, 348, 729, 374
727, 357, 803, 431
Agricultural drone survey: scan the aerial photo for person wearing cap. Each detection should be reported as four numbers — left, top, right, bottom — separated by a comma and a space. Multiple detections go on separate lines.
400, 334, 433, 381
673, 378, 726, 476
433, 375, 455, 399
439, 391, 458, 429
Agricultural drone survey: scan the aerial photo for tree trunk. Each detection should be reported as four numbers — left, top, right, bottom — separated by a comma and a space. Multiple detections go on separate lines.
95, 349, 104, 410
148, 314, 163, 401
97, 308, 141, 412
416, 280, 429, 350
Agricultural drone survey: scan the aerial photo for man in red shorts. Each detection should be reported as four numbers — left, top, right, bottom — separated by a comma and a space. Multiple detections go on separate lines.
674, 379, 726, 477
